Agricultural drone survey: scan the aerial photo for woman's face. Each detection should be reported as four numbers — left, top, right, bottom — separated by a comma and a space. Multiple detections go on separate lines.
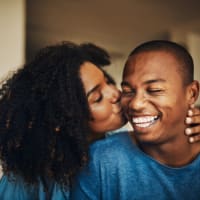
79, 62, 127, 139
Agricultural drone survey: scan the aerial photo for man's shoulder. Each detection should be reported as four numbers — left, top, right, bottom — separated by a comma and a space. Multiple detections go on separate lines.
89, 131, 135, 163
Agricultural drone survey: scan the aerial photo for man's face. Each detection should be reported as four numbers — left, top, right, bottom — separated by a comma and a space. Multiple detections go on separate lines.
121, 51, 189, 144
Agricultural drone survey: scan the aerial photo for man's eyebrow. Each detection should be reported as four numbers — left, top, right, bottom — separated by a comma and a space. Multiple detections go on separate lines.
121, 79, 166, 86
87, 85, 100, 98
144, 79, 166, 84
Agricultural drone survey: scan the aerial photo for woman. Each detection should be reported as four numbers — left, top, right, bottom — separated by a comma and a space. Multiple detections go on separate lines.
0, 42, 199, 199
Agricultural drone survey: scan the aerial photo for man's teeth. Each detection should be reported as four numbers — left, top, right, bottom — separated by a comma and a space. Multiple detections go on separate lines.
135, 123, 152, 128
132, 116, 158, 127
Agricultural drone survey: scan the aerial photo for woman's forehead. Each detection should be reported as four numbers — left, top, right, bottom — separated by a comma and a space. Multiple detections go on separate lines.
80, 62, 104, 93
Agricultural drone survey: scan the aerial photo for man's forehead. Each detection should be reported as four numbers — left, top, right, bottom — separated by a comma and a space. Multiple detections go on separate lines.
122, 73, 167, 84
124, 51, 181, 74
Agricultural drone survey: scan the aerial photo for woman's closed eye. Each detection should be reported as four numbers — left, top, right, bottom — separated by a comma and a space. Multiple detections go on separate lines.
94, 94, 103, 103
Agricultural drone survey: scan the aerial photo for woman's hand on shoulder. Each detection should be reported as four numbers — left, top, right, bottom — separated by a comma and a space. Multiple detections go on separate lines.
185, 104, 200, 143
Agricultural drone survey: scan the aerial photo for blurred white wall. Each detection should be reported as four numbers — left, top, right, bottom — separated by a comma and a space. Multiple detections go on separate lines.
187, 33, 200, 105
0, 0, 25, 179
0, 0, 25, 80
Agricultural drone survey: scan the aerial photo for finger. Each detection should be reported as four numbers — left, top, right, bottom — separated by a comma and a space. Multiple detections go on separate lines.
187, 107, 200, 117
188, 134, 200, 143
189, 104, 195, 109
186, 116, 200, 124
185, 125, 200, 135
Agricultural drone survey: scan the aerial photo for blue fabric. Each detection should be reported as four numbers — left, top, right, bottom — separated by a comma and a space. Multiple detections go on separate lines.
0, 174, 69, 200
71, 131, 200, 200
105, 126, 128, 137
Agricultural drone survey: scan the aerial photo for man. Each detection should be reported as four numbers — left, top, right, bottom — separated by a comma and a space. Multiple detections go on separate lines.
121, 40, 200, 167
72, 41, 200, 200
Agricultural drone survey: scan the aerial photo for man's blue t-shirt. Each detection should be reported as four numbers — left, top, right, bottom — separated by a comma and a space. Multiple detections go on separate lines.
72, 131, 200, 200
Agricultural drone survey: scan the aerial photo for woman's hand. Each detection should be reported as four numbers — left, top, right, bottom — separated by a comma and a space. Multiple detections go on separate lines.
185, 104, 200, 143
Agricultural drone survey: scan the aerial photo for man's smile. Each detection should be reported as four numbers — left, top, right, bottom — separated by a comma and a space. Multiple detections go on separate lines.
131, 115, 159, 128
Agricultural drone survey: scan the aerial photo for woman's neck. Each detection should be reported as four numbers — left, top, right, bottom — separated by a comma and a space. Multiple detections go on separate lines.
87, 132, 106, 144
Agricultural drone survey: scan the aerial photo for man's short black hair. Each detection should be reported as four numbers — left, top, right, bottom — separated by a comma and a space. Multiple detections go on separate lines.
128, 40, 194, 85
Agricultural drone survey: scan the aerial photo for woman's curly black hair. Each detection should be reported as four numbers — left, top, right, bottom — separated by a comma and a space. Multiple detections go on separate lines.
0, 41, 111, 189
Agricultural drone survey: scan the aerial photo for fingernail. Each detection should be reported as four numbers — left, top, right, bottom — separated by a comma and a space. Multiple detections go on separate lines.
190, 104, 195, 108
185, 117, 192, 124
189, 137, 194, 143
187, 110, 193, 116
185, 128, 192, 135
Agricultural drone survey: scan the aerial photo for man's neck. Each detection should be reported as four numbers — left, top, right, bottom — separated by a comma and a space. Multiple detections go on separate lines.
134, 134, 200, 167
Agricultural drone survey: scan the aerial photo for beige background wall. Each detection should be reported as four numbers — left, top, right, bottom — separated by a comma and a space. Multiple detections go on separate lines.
188, 33, 200, 105
0, 0, 25, 178
26, 0, 200, 106
0, 0, 25, 79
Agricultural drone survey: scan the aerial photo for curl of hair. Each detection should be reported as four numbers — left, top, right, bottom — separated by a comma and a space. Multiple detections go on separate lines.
80, 43, 111, 67
0, 41, 111, 189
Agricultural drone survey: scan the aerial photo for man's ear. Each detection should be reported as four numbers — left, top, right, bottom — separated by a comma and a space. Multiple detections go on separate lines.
186, 80, 199, 105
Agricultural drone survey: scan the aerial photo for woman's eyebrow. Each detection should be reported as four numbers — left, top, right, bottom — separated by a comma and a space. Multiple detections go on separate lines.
87, 85, 100, 98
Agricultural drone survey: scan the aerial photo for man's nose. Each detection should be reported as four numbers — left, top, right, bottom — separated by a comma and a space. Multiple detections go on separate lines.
128, 92, 146, 111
